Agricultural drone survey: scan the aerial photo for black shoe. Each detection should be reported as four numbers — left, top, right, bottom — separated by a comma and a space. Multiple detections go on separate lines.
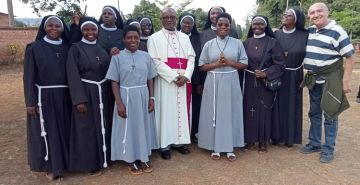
172, 146, 190, 154
160, 150, 171, 160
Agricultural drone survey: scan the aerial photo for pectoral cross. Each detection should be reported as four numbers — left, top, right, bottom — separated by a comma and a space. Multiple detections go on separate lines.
250, 105, 255, 117
55, 53, 60, 58
177, 60, 183, 69
96, 56, 101, 64
284, 51, 288, 57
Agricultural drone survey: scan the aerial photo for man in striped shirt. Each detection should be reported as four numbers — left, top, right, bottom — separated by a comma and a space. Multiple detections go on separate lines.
301, 2, 355, 163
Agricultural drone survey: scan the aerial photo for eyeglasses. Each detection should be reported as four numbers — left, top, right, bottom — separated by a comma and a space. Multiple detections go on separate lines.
162, 16, 176, 21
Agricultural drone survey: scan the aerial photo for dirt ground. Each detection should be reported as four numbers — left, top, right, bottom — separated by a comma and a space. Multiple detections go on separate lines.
0, 64, 359, 185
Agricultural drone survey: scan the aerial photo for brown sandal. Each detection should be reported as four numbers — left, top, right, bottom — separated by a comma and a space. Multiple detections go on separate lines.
139, 161, 153, 173
211, 152, 221, 160
127, 163, 143, 175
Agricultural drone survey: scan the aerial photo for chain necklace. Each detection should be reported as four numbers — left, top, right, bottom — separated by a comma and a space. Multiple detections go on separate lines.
215, 36, 230, 54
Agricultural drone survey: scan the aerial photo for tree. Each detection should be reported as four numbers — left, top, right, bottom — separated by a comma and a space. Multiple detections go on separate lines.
128, 0, 205, 32
21, 0, 87, 24
256, 0, 360, 40
187, 8, 207, 31
7, 0, 15, 27
127, 0, 162, 31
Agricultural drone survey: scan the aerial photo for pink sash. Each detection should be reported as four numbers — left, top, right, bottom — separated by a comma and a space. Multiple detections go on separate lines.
166, 58, 192, 128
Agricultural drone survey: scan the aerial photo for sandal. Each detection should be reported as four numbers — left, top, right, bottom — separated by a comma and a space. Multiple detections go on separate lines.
139, 161, 153, 173
226, 152, 236, 161
211, 152, 221, 160
127, 163, 143, 175
45, 173, 64, 181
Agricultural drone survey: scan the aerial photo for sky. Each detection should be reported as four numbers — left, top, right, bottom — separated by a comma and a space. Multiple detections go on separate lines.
0, 0, 258, 26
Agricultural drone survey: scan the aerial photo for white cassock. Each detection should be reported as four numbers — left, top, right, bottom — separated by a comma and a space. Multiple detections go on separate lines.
147, 28, 195, 148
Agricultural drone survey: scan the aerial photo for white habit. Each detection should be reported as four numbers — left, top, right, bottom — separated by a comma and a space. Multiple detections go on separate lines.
147, 28, 195, 148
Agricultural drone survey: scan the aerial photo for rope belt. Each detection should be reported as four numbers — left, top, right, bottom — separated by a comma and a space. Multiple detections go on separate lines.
119, 84, 147, 154
285, 64, 303, 71
35, 84, 68, 161
81, 78, 108, 168
208, 70, 237, 127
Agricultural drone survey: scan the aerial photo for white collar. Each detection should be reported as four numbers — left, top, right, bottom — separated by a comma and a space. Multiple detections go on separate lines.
124, 48, 137, 53
180, 30, 191, 37
217, 35, 229, 41
43, 36, 62, 45
101, 23, 117, 31
162, 27, 177, 34
211, 24, 217, 31
140, 36, 149, 40
282, 27, 296, 34
81, 37, 97, 44
253, 33, 266, 38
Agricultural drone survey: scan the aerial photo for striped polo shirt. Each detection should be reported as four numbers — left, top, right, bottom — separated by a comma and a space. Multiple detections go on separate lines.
304, 20, 354, 73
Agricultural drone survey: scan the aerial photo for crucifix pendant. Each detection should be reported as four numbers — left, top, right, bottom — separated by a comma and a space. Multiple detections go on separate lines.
255, 46, 258, 50
177, 59, 183, 69
284, 51, 288, 57
55, 53, 60, 58
250, 105, 255, 117
131, 65, 135, 70
96, 56, 101, 64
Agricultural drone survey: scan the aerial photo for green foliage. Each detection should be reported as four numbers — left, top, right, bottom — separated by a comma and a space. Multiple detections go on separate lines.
127, 0, 162, 31
187, 8, 207, 31
21, 0, 86, 25
256, 0, 360, 40
257, 0, 360, 39
14, 20, 27, 27
127, 0, 206, 32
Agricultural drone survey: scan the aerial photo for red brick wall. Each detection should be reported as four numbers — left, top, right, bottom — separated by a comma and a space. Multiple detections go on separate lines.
0, 27, 38, 64
0, 14, 9, 28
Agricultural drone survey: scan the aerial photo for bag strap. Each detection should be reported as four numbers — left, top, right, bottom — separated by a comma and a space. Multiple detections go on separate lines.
258, 36, 270, 70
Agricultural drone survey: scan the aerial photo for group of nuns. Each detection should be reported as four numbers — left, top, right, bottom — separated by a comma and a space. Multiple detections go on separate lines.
24, 4, 308, 180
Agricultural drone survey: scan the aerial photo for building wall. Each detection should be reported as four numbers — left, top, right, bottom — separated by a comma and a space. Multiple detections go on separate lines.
0, 27, 38, 64
0, 14, 9, 28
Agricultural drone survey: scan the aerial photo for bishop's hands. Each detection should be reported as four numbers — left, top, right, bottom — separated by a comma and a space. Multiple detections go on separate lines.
175, 75, 188, 87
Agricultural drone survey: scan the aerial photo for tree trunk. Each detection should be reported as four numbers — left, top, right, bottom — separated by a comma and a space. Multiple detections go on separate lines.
7, 0, 15, 27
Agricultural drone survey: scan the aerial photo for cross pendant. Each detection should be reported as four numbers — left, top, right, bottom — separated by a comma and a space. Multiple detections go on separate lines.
96, 56, 101, 64
131, 65, 135, 70
284, 51, 288, 57
177, 60, 183, 69
55, 53, 60, 58
250, 105, 255, 117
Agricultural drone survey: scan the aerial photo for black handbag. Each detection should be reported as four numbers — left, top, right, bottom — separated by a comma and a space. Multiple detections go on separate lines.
258, 37, 282, 92
263, 78, 282, 91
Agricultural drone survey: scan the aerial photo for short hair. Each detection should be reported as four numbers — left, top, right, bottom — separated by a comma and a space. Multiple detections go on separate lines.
161, 7, 176, 16
216, 12, 232, 24
123, 25, 140, 38
308, 2, 329, 15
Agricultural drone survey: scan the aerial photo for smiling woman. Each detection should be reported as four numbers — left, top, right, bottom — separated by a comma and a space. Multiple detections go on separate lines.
24, 15, 71, 181
66, 16, 112, 176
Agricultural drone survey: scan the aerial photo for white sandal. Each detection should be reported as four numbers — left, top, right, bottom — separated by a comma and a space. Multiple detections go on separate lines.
211, 152, 221, 160
226, 152, 236, 161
